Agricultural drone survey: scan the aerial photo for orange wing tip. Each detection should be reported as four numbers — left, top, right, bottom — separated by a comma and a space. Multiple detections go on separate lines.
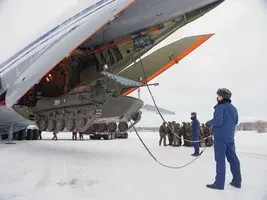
122, 33, 215, 96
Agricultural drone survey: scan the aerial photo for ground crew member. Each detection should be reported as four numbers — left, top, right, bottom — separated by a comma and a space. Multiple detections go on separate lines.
186, 122, 192, 147
203, 124, 213, 147
38, 130, 42, 140
206, 88, 242, 190
190, 112, 200, 156
175, 123, 182, 146
79, 132, 84, 140
72, 132, 77, 140
52, 131, 58, 140
181, 122, 187, 146
167, 122, 173, 146
171, 121, 179, 147
159, 122, 167, 146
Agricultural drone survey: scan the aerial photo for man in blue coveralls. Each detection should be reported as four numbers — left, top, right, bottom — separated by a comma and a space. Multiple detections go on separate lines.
206, 88, 242, 190
190, 112, 200, 156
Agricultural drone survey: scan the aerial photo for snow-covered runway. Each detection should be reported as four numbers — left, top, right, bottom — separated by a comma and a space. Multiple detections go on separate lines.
0, 131, 266, 200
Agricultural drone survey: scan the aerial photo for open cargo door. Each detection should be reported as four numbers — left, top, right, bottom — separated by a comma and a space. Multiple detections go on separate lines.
111, 34, 214, 96
4, 0, 135, 108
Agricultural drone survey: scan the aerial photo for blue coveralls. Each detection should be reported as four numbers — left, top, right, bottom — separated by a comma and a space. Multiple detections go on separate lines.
191, 117, 200, 154
207, 101, 242, 189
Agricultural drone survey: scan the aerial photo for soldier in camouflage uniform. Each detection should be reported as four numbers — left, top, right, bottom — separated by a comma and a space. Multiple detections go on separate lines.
159, 122, 167, 146
79, 132, 84, 140
167, 122, 173, 146
172, 121, 179, 147
72, 132, 77, 140
186, 122, 192, 147
52, 131, 58, 140
181, 122, 187, 146
176, 123, 182, 146
203, 124, 213, 147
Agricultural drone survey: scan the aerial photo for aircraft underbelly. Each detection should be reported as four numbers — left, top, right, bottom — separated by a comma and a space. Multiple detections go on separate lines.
0, 106, 34, 133
4, 0, 134, 108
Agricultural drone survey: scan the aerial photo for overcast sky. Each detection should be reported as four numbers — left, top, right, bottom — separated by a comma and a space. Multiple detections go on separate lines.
129, 0, 267, 126
1, 0, 266, 126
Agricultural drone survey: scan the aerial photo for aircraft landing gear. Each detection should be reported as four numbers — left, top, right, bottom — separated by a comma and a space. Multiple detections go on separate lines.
5, 123, 16, 144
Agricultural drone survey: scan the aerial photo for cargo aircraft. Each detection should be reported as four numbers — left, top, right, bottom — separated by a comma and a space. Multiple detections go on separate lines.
0, 0, 224, 141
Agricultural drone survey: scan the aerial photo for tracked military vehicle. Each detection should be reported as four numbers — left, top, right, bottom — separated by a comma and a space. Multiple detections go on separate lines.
34, 78, 143, 133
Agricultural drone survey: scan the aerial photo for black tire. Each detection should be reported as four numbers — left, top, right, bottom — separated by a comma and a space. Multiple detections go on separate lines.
33, 130, 39, 140
103, 134, 108, 140
13, 132, 19, 140
26, 129, 33, 140
18, 130, 26, 140
1, 134, 8, 140
123, 132, 128, 139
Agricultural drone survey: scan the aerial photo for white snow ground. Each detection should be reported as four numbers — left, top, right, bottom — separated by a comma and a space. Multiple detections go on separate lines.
0, 131, 266, 200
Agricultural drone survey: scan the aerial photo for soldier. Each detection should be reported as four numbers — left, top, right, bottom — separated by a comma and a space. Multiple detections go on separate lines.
204, 124, 213, 147
172, 121, 180, 147
186, 122, 192, 147
191, 112, 200, 156
79, 132, 84, 140
167, 122, 173, 146
52, 131, 58, 140
175, 123, 182, 146
38, 130, 42, 140
181, 122, 187, 146
72, 132, 77, 140
159, 122, 167, 146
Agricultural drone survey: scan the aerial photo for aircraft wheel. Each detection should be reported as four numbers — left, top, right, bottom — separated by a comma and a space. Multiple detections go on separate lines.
33, 130, 39, 140
26, 129, 33, 140
111, 132, 116, 140
1, 134, 8, 140
13, 132, 19, 140
18, 129, 27, 140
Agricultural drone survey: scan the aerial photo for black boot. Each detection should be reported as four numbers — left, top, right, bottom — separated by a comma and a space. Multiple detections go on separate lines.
230, 182, 241, 188
206, 183, 224, 190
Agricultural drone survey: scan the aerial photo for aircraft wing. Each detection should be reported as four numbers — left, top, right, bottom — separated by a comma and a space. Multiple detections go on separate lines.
109, 34, 214, 96
142, 104, 175, 115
